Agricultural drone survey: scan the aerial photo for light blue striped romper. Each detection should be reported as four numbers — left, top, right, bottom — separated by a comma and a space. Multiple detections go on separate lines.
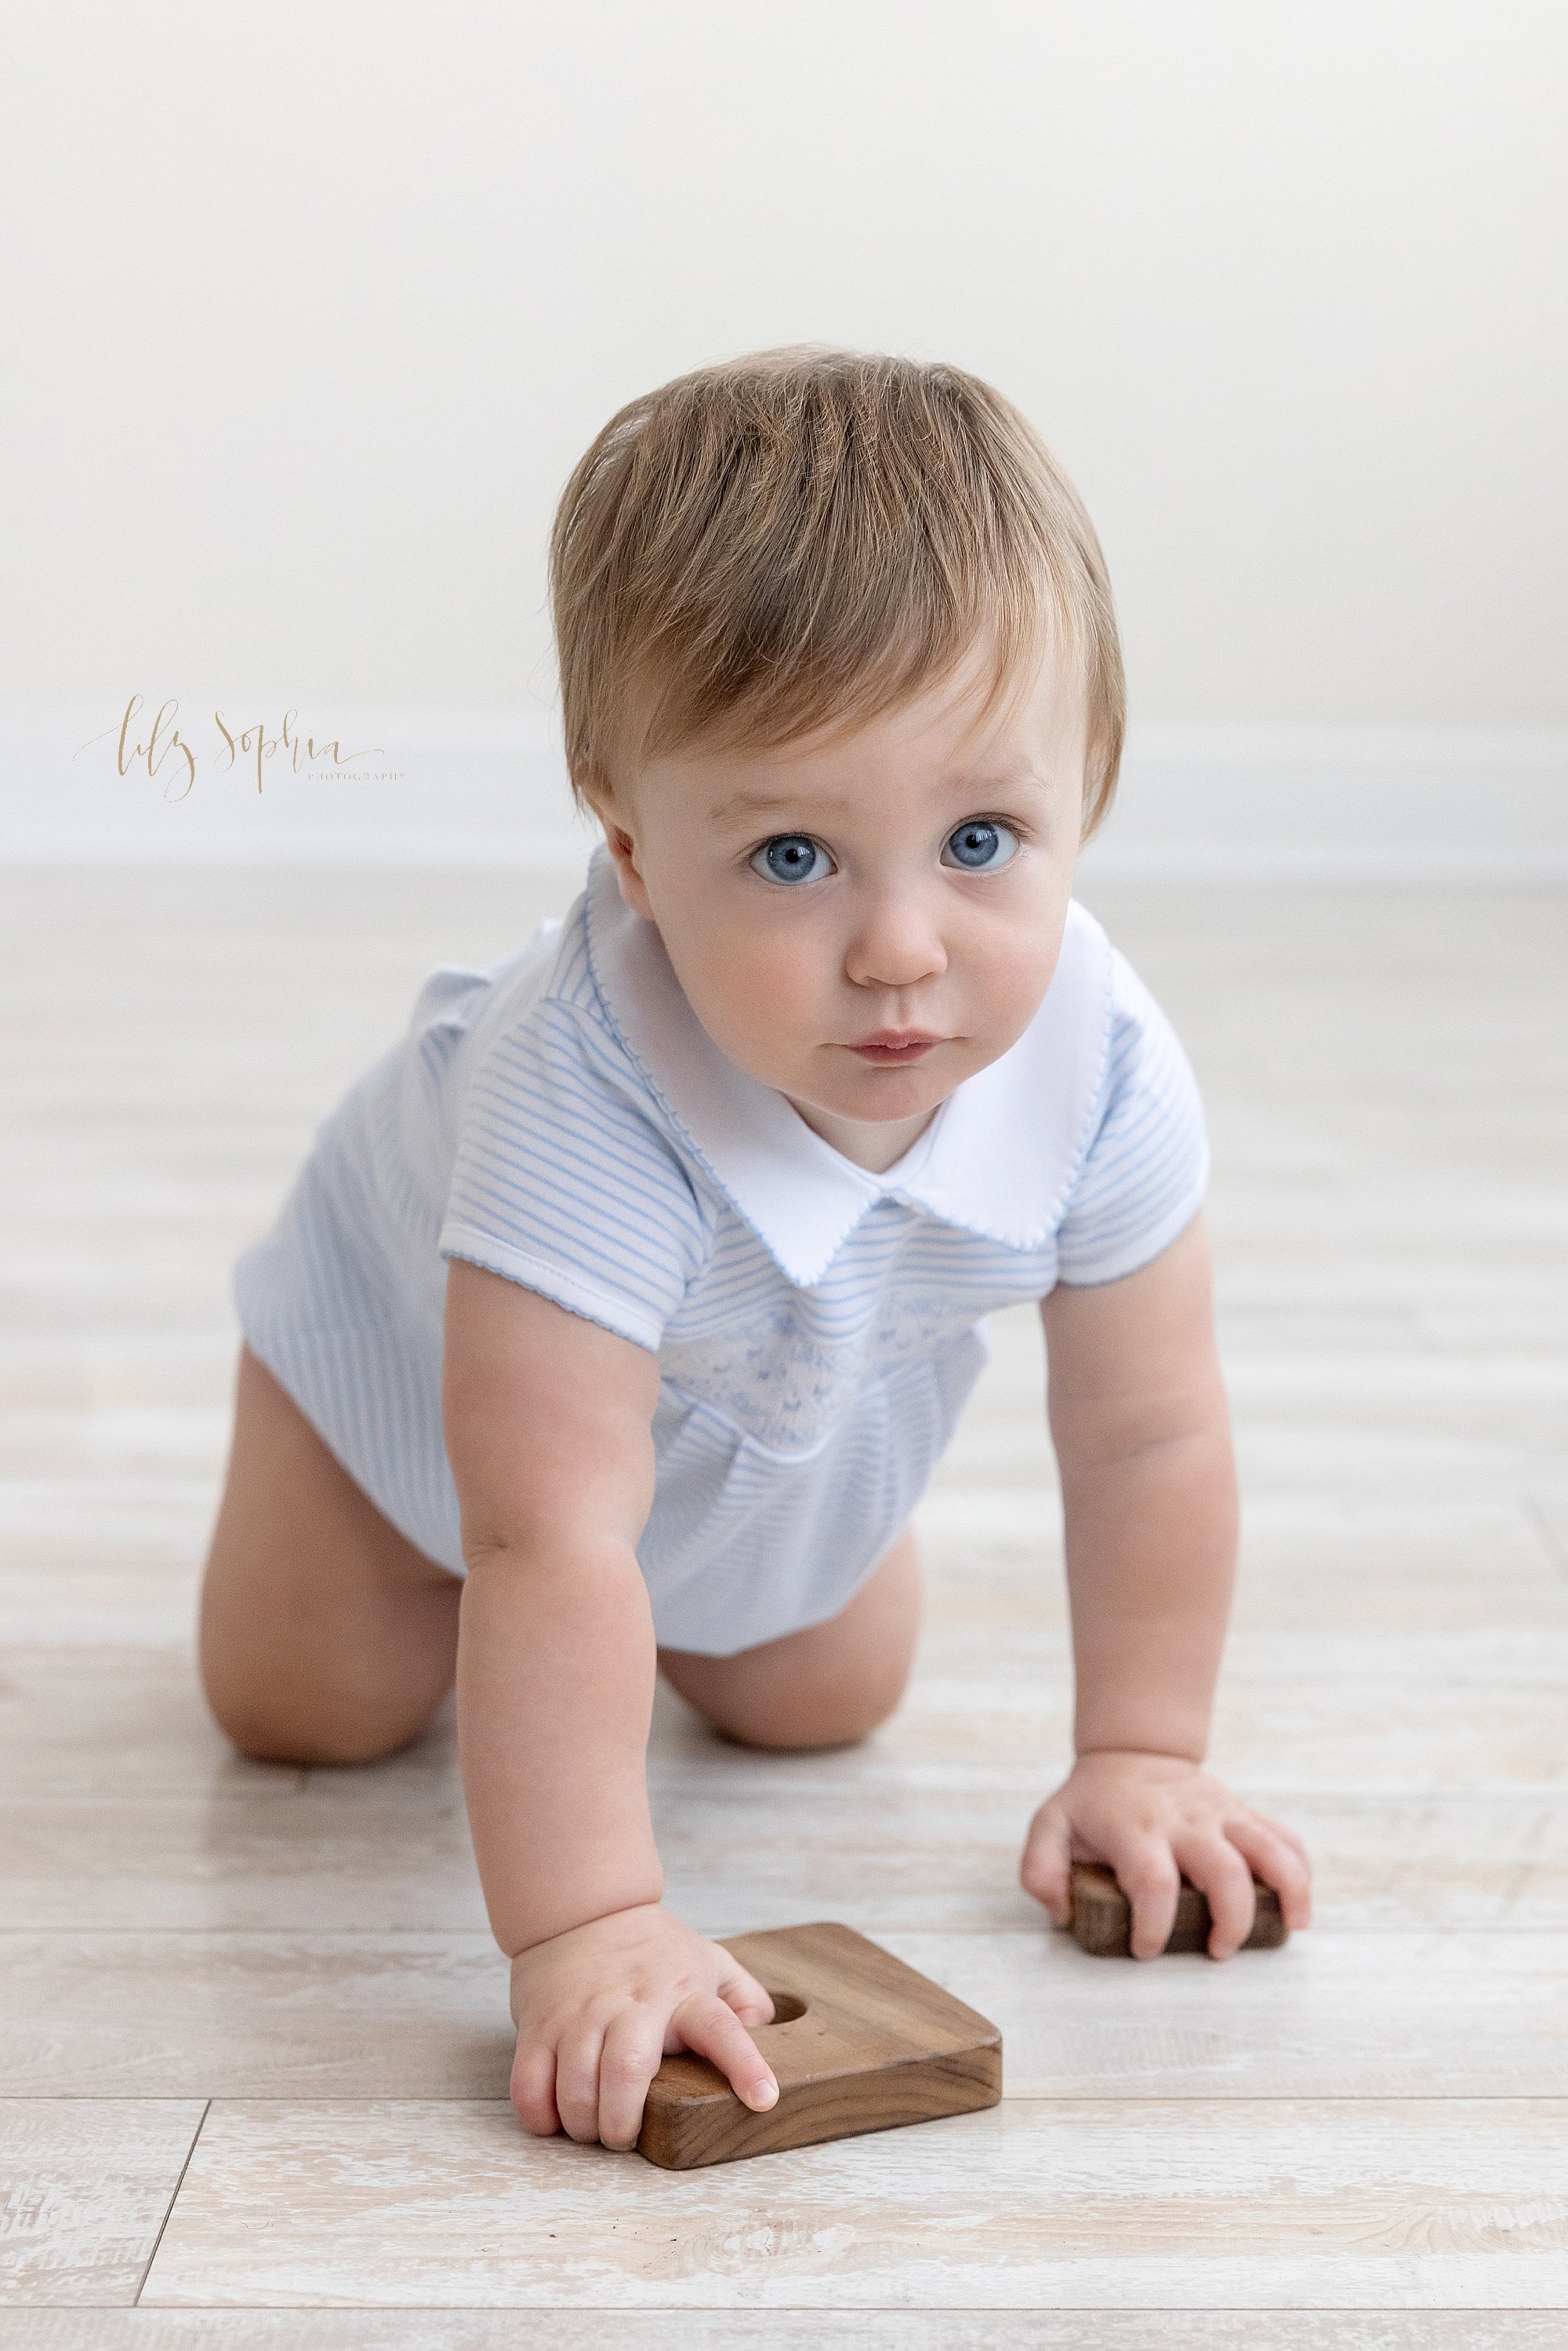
234, 845, 1209, 1655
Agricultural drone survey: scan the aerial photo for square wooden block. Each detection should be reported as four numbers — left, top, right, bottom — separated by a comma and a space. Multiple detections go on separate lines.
1070, 1861, 1288, 1957
637, 1920, 1003, 2170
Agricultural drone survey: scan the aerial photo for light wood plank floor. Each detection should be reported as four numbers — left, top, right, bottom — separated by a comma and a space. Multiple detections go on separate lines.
2, 867, 1566, 2343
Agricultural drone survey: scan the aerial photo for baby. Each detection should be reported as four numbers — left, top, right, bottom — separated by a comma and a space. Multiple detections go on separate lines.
199, 346, 1312, 2151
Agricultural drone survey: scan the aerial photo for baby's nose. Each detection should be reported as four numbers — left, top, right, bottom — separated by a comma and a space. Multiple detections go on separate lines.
844, 895, 948, 990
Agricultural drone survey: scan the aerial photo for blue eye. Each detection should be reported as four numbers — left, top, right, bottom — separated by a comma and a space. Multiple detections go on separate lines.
942, 819, 1018, 872
751, 834, 832, 886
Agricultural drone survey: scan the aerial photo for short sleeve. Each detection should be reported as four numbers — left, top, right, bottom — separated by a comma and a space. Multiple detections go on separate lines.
1053, 949, 1210, 1285
438, 1000, 711, 1351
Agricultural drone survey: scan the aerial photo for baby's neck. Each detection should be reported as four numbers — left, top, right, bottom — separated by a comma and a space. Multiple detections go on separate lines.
782, 1093, 942, 1175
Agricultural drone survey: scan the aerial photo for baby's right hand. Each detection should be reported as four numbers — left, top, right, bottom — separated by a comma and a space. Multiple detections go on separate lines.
507, 1901, 779, 2150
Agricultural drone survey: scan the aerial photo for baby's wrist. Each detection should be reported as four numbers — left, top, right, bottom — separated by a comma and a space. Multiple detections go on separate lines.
1073, 1739, 1208, 1771
1073, 1695, 1211, 1767
502, 1883, 666, 1964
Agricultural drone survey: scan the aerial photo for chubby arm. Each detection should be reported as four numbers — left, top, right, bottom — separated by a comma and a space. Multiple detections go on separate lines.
1047, 1208, 1238, 1763
444, 1259, 664, 1952
1020, 1214, 1312, 1957
442, 1259, 778, 2143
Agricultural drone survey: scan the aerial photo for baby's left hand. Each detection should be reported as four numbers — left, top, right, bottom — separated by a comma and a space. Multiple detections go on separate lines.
1019, 1749, 1313, 1960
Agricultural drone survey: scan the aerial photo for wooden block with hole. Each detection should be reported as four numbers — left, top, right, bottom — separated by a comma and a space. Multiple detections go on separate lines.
636, 1920, 1002, 2169
1070, 1860, 1289, 1957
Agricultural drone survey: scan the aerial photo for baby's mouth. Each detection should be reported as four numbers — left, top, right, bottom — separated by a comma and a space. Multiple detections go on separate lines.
844, 1030, 943, 1065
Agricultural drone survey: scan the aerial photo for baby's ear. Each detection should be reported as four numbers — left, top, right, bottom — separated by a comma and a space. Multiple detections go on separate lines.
580, 770, 656, 921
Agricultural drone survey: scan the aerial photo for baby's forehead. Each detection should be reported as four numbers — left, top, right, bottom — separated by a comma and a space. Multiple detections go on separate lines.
631, 649, 1087, 820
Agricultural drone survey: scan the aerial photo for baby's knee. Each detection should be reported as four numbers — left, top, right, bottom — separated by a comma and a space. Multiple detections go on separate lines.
207, 1702, 368, 1769
200, 1658, 418, 1768
713, 1653, 912, 1752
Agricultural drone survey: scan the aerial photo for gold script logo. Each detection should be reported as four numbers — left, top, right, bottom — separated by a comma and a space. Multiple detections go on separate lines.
78, 696, 391, 799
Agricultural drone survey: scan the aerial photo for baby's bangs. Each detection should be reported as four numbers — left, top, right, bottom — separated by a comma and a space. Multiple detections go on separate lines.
625, 570, 1074, 771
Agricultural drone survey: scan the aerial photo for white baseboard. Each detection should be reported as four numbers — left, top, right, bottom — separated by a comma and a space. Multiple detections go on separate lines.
2, 703, 1564, 882
1083, 724, 1568, 884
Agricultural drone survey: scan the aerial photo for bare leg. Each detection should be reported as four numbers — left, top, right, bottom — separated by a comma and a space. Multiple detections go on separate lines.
198, 1343, 463, 1765
657, 1525, 921, 1750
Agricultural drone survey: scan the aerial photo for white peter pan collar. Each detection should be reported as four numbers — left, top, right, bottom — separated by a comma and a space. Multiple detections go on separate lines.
579, 845, 1113, 1288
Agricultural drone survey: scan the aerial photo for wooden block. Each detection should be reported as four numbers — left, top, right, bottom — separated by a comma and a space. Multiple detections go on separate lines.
636, 1920, 1002, 2170
1070, 1861, 1288, 1957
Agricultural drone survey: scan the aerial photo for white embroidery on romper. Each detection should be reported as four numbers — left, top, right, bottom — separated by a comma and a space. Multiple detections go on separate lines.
659, 1285, 984, 1453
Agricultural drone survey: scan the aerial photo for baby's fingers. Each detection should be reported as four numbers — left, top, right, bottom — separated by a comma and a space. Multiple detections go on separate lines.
1226, 1814, 1314, 1933
554, 2027, 609, 2142
596, 2010, 669, 2151
673, 1991, 780, 2113
1018, 1800, 1074, 1926
1104, 1837, 1182, 1960
510, 2039, 560, 2137
717, 1959, 776, 2029
1174, 1832, 1258, 1960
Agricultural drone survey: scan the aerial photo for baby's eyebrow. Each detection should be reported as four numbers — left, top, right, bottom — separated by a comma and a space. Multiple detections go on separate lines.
952, 769, 1051, 798
707, 788, 804, 827
709, 769, 1054, 826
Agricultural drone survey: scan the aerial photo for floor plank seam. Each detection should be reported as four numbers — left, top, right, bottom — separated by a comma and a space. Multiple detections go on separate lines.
60, 2302, 1568, 2316
131, 2094, 209, 2307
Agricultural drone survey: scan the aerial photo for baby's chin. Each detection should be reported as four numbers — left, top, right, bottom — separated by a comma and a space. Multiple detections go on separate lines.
785, 1045, 977, 1125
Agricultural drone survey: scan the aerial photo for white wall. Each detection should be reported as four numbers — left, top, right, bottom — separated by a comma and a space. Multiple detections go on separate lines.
2, 0, 1565, 869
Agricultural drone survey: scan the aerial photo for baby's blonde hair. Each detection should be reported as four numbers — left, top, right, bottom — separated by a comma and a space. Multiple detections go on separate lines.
550, 346, 1125, 836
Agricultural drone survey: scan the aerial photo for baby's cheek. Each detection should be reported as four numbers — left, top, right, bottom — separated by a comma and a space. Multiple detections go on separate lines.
677, 921, 823, 1063
976, 922, 1065, 1046
727, 938, 825, 1045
